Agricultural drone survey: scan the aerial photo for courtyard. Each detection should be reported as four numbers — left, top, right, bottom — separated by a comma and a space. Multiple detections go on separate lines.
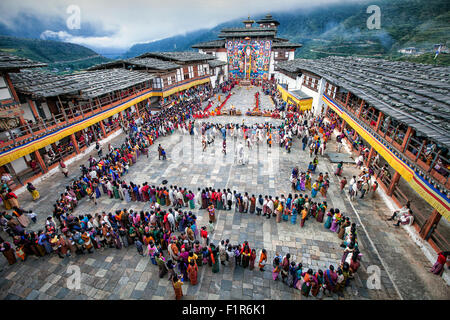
0, 86, 448, 300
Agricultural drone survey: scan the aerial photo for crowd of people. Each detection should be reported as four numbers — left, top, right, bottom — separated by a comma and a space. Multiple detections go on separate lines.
0, 79, 444, 299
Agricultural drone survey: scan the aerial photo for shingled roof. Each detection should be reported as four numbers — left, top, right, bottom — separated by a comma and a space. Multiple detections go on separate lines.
86, 60, 127, 71
272, 40, 303, 48
220, 27, 278, 33
137, 52, 215, 62
256, 14, 280, 26
191, 40, 226, 49
208, 59, 227, 68
10, 70, 84, 98
10, 69, 155, 99
218, 29, 277, 38
277, 57, 450, 148
0, 52, 47, 72
126, 57, 180, 70
67, 69, 155, 99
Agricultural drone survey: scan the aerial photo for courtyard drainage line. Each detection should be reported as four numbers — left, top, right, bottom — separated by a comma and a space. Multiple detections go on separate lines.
329, 164, 404, 300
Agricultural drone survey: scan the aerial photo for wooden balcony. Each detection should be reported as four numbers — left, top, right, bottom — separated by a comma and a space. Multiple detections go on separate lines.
0, 85, 153, 154
332, 96, 449, 192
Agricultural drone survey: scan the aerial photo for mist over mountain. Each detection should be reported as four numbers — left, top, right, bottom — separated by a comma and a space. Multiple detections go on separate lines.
123, 0, 449, 63
0, 36, 109, 73
0, 0, 448, 68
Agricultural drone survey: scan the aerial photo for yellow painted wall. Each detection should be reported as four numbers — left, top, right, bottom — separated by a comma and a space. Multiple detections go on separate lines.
277, 84, 312, 111
0, 77, 211, 166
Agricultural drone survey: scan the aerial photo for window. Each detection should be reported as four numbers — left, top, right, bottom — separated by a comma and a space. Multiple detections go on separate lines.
36, 101, 47, 119
302, 74, 319, 93
285, 51, 289, 58
167, 76, 172, 86
274, 51, 279, 58
153, 78, 162, 89
325, 83, 337, 98
197, 65, 203, 76
176, 69, 183, 82
188, 66, 194, 78
0, 76, 12, 100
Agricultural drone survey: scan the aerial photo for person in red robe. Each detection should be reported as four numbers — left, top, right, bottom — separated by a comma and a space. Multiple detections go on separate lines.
187, 260, 198, 285
430, 251, 448, 275
0, 241, 16, 265
249, 249, 257, 270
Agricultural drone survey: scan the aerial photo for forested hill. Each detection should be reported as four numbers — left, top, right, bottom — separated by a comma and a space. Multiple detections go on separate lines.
0, 36, 110, 73
123, 0, 449, 65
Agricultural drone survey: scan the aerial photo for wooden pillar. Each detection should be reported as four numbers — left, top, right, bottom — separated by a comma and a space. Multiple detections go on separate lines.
340, 120, 346, 132
419, 209, 441, 239
99, 120, 107, 137
5, 74, 21, 101
387, 171, 400, 196
365, 146, 375, 167
18, 115, 27, 127
344, 92, 350, 108
135, 103, 140, 118
415, 140, 425, 162
34, 150, 48, 173
401, 127, 413, 152
357, 99, 364, 118
375, 111, 383, 132
28, 99, 40, 120
70, 134, 80, 154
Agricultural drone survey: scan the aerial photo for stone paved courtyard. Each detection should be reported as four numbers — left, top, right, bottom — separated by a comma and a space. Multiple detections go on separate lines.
0, 86, 448, 300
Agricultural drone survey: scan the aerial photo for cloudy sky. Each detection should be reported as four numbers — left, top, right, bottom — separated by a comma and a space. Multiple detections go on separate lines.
0, 0, 359, 51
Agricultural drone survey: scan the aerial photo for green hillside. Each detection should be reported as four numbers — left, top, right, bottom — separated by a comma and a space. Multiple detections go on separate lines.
294, 0, 450, 65
0, 36, 110, 73
123, 0, 449, 66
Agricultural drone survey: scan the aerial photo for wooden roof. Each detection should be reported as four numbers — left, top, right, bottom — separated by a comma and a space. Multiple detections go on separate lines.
277, 57, 450, 148
127, 57, 180, 70
137, 51, 215, 62
0, 52, 47, 72
67, 69, 155, 99
191, 40, 226, 49
10, 69, 155, 99
208, 60, 227, 68
10, 70, 83, 98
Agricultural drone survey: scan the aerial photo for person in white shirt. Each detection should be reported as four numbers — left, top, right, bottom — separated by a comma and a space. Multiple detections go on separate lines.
167, 210, 175, 232
355, 155, 364, 168
169, 187, 175, 207
226, 190, 233, 210
263, 196, 268, 217
267, 196, 274, 219
387, 201, 411, 221
176, 189, 185, 207
243, 193, 249, 213
351, 183, 358, 201
89, 169, 97, 180
392, 208, 414, 227
195, 188, 202, 207
348, 176, 356, 195
221, 191, 227, 210
255, 195, 263, 215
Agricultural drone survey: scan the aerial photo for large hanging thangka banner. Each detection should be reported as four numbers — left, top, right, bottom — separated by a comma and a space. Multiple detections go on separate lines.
227, 39, 271, 80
